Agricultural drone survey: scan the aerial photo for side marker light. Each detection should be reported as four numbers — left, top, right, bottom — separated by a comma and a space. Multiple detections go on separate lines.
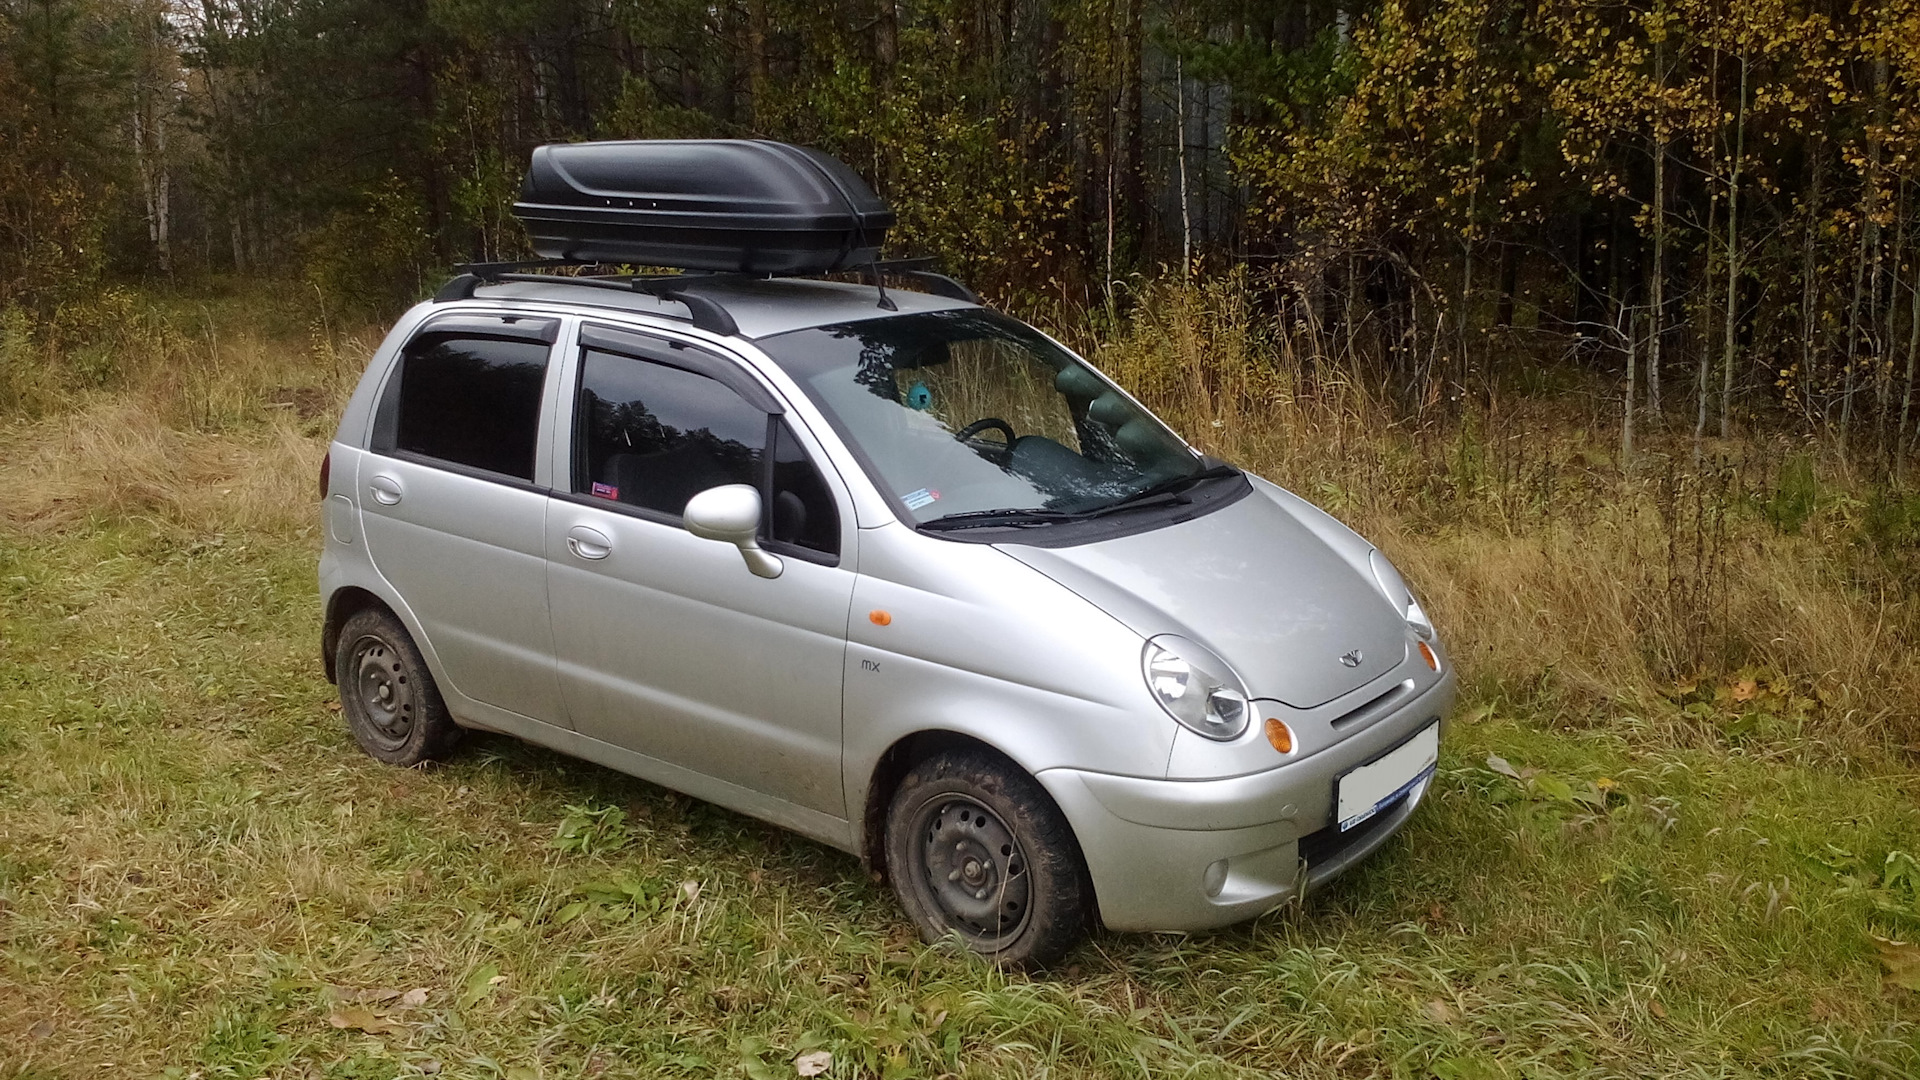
1264, 717, 1293, 754
869, 610, 892, 626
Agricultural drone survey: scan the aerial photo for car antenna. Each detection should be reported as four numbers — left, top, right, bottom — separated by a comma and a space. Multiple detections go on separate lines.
868, 261, 898, 312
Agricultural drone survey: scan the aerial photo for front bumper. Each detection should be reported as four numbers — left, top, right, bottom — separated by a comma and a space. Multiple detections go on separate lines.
1037, 668, 1455, 932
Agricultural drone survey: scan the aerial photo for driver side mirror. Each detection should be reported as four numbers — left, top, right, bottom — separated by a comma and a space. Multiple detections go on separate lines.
683, 484, 783, 579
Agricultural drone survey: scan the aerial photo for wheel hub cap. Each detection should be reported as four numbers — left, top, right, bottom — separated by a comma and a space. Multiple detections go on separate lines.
349, 636, 414, 747
917, 797, 1031, 939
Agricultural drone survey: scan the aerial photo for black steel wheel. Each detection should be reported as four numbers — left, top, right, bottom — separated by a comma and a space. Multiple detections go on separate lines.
884, 748, 1090, 968
333, 608, 459, 766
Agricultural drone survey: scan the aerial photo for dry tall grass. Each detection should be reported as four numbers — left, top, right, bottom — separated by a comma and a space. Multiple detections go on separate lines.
0, 292, 371, 538
4, 280, 1915, 762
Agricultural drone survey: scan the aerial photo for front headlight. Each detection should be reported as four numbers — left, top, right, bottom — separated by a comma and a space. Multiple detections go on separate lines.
1370, 550, 1434, 641
1141, 636, 1250, 741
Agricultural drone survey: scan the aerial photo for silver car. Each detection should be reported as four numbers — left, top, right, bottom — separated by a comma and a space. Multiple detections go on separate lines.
319, 275, 1454, 966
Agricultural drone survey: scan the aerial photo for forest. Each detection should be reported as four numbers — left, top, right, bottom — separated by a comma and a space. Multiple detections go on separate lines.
5, 0, 1920, 462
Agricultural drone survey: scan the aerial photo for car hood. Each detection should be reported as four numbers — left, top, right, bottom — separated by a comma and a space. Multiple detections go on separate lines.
997, 482, 1407, 709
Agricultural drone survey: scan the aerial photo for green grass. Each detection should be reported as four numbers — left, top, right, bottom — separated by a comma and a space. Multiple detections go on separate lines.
1, 514, 1916, 1079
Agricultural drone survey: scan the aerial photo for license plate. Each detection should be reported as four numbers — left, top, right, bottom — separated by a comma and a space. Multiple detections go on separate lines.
1335, 721, 1439, 831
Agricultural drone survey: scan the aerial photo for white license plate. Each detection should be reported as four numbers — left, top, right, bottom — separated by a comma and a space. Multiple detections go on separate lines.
1335, 721, 1439, 831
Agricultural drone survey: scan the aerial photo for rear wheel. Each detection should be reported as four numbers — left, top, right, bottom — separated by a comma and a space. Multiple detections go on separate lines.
884, 749, 1090, 968
334, 608, 460, 766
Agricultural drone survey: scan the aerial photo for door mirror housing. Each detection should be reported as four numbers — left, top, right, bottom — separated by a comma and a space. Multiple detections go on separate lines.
684, 484, 783, 579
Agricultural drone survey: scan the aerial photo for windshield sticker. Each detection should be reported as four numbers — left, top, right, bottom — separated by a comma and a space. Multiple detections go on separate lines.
901, 487, 940, 511
906, 382, 933, 410
591, 482, 619, 500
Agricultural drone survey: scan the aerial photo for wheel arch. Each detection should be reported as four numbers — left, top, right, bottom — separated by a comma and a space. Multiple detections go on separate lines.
858, 730, 1082, 884
321, 586, 398, 684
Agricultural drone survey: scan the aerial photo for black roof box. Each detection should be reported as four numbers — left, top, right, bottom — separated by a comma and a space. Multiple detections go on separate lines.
512, 140, 895, 274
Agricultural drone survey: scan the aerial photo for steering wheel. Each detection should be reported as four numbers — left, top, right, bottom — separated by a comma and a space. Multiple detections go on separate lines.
953, 417, 1017, 464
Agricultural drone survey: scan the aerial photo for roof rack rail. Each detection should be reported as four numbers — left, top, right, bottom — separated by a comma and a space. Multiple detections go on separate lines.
430, 257, 980, 335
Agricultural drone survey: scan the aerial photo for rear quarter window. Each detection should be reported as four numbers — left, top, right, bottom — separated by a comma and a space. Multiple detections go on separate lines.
376, 333, 552, 481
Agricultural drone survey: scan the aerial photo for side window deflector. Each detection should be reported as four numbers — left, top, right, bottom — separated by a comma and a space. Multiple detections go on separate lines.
579, 323, 782, 414
415, 313, 559, 344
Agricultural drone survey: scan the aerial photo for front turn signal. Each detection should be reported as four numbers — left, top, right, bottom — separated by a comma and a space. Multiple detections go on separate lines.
1263, 717, 1294, 754
1418, 640, 1440, 671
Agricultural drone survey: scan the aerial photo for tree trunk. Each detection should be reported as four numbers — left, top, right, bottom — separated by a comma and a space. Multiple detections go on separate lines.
1801, 148, 1824, 415
1122, 0, 1145, 260
747, 0, 769, 128
1883, 181, 1908, 458
1720, 53, 1746, 440
1649, 129, 1667, 419
1176, 57, 1192, 277
1496, 242, 1517, 327
1902, 246, 1920, 466
1842, 57, 1887, 447
1648, 23, 1668, 419
1624, 305, 1638, 466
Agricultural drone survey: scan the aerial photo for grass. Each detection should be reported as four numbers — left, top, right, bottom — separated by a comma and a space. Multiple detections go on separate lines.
2, 279, 1918, 1079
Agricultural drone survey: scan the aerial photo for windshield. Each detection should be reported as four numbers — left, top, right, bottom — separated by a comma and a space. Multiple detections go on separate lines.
758, 310, 1218, 527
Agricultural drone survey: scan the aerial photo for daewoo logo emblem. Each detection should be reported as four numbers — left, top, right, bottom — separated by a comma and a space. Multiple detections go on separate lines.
1339, 649, 1364, 668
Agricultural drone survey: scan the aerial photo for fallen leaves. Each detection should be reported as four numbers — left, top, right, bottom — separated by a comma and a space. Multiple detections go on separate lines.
327, 1005, 405, 1034
323, 984, 433, 1035
460, 963, 506, 1009
1874, 937, 1920, 992
794, 1049, 833, 1076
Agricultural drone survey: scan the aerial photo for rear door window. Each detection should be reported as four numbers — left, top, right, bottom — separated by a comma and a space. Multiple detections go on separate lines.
375, 330, 553, 482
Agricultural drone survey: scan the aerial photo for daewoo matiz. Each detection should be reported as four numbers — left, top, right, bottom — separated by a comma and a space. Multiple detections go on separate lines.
319, 139, 1454, 965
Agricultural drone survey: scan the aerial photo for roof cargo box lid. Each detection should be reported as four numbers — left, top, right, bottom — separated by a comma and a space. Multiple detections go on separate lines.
513, 139, 896, 274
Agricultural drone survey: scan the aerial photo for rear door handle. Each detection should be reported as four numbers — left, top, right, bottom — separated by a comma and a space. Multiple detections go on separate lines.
567, 525, 613, 560
368, 474, 404, 505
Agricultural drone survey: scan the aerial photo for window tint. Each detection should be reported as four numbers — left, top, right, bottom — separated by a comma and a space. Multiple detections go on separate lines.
575, 349, 767, 517
769, 419, 839, 555
387, 333, 551, 481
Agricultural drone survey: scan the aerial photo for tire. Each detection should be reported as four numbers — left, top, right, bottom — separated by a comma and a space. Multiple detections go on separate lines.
333, 608, 460, 766
884, 748, 1090, 968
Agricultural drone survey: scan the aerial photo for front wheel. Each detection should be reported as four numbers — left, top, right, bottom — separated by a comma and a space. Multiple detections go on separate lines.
884, 749, 1090, 968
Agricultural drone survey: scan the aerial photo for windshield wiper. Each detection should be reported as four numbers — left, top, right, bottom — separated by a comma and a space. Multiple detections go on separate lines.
917, 465, 1240, 532
1097, 462, 1241, 511
918, 508, 1081, 531
1072, 489, 1193, 518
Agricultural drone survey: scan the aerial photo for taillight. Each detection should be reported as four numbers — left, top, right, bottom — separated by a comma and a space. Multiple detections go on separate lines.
319, 451, 331, 500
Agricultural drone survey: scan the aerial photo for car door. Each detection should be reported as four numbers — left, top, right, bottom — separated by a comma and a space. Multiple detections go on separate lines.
545, 324, 855, 816
357, 313, 565, 724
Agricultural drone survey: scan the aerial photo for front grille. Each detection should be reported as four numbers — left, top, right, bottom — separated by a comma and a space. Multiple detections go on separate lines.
1329, 679, 1414, 731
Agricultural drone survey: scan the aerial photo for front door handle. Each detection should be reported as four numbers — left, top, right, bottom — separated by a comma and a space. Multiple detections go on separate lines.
368, 474, 404, 505
566, 525, 613, 560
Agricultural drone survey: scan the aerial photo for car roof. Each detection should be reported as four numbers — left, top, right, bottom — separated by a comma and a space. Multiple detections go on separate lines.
466, 275, 976, 340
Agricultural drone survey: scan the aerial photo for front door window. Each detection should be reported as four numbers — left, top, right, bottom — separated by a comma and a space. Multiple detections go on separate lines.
572, 347, 840, 557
